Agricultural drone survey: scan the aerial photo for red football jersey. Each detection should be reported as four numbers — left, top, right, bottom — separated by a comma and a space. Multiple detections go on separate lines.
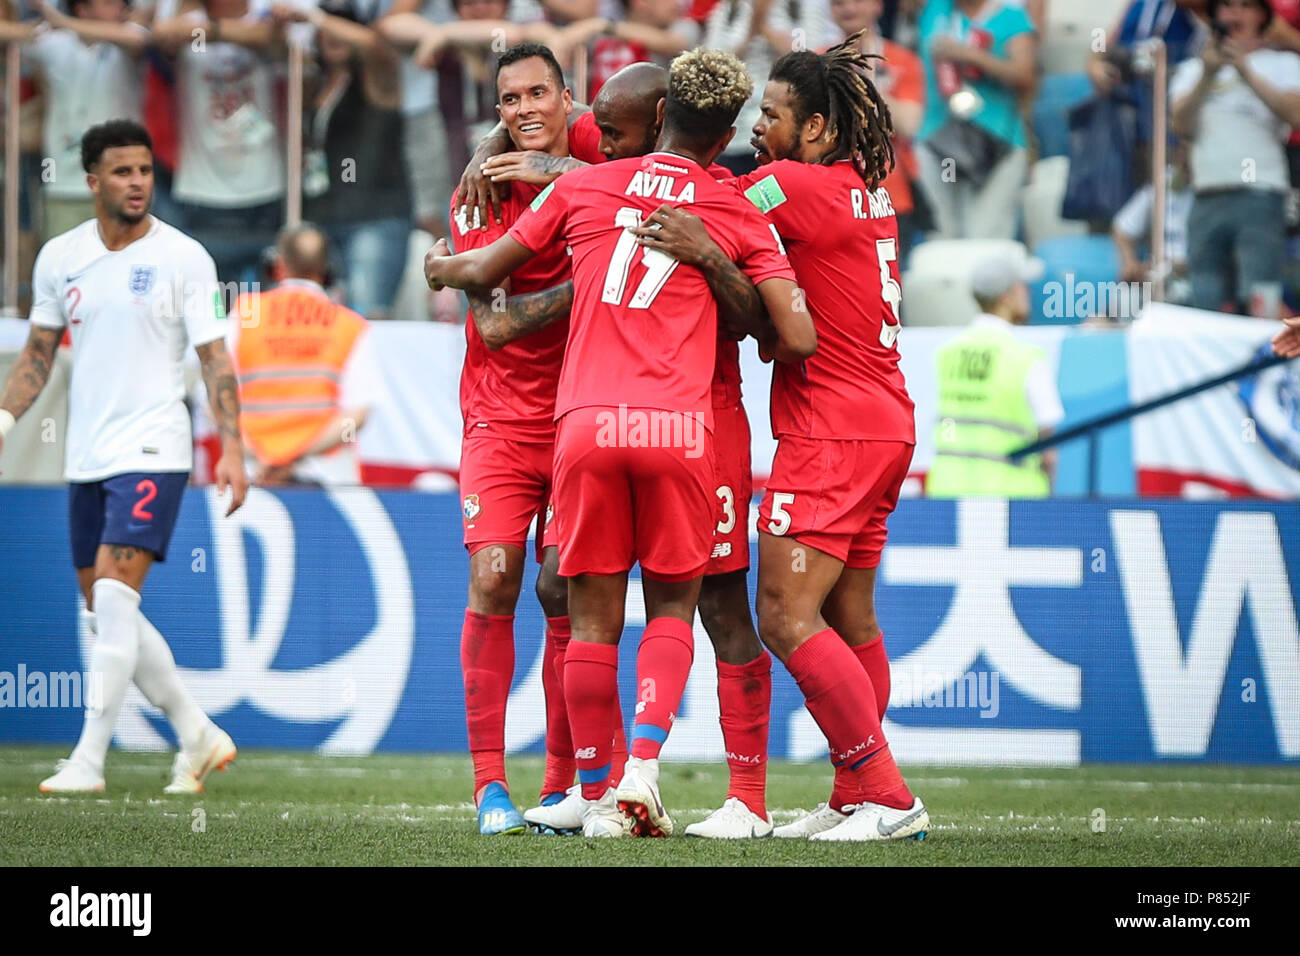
735, 160, 915, 443
508, 153, 795, 430
569, 112, 604, 165
451, 183, 571, 442
566, 116, 744, 409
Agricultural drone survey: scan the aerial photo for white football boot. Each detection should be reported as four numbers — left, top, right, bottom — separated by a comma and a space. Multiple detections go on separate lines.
773, 802, 854, 838
809, 797, 930, 842
524, 785, 585, 835
38, 757, 105, 794
684, 797, 774, 839
581, 788, 631, 838
615, 756, 673, 838
163, 723, 237, 794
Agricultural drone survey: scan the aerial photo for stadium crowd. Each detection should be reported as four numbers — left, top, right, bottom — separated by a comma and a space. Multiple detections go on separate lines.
1, 0, 1299, 321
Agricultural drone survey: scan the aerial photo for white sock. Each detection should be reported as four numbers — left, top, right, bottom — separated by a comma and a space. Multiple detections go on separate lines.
133, 611, 209, 752
70, 579, 141, 775
80, 602, 97, 638
86, 600, 213, 752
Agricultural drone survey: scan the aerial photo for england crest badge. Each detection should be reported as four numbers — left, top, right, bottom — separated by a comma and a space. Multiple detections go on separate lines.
129, 265, 157, 297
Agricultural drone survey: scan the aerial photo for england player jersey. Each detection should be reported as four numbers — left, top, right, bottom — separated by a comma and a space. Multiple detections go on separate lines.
29, 217, 228, 482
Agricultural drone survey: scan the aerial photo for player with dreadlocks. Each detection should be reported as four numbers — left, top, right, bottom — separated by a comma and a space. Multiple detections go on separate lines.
636, 31, 928, 843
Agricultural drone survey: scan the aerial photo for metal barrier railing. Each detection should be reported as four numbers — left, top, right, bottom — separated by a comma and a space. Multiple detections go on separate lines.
3, 41, 19, 317
1008, 347, 1292, 495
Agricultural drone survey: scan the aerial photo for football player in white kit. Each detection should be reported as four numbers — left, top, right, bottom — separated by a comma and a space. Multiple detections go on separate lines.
0, 119, 249, 794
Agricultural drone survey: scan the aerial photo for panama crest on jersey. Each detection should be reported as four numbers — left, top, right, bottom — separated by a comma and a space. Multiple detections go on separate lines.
463, 494, 481, 522
128, 265, 157, 297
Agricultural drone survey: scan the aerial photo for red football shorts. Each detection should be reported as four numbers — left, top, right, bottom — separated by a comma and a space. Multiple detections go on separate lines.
758, 436, 914, 568
553, 405, 715, 581
459, 432, 557, 560
707, 401, 752, 576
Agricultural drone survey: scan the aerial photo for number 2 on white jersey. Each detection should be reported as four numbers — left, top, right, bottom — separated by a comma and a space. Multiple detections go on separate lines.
876, 237, 902, 350
601, 207, 679, 309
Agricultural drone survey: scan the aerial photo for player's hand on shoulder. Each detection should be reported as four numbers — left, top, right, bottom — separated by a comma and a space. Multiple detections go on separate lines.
424, 238, 452, 291
482, 151, 583, 186
456, 153, 502, 233
631, 204, 718, 267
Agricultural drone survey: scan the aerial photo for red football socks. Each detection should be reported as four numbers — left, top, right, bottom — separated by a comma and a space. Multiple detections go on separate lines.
717, 651, 772, 819
461, 609, 515, 800
611, 695, 628, 781
852, 634, 891, 718
835, 635, 895, 806
541, 615, 577, 799
630, 617, 695, 760
564, 639, 620, 800
787, 628, 912, 811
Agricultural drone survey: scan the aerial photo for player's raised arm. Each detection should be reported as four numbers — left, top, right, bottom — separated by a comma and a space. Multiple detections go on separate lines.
0, 325, 63, 460
195, 339, 248, 516
757, 277, 816, 362
423, 235, 538, 293
468, 280, 575, 351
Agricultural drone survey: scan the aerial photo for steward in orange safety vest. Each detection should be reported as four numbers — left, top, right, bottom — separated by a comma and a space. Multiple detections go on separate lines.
228, 224, 375, 484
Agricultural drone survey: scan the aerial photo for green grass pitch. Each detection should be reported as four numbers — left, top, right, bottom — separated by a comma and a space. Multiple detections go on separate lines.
2, 747, 1297, 866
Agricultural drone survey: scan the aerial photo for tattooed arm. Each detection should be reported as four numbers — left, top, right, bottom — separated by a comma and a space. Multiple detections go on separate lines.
455, 105, 593, 229
0, 324, 62, 459
195, 339, 248, 515
468, 280, 575, 351
425, 236, 537, 294
479, 151, 587, 187
631, 204, 769, 339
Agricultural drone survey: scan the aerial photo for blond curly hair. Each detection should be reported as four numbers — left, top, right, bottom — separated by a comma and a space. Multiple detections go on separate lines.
664, 49, 753, 142
669, 48, 754, 116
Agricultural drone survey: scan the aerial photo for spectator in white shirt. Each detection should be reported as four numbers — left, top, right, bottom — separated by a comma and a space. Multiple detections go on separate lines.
151, 0, 286, 293
24, 0, 148, 240
1171, 0, 1300, 316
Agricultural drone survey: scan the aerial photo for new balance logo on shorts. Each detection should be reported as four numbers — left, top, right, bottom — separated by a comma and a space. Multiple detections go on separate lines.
710, 542, 732, 558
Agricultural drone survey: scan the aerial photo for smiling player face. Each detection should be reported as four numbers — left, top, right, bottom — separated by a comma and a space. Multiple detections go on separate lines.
496, 56, 573, 154
89, 145, 154, 225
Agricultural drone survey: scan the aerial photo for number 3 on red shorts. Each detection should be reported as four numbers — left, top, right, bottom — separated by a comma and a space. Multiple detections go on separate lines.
133, 478, 158, 522
767, 492, 795, 535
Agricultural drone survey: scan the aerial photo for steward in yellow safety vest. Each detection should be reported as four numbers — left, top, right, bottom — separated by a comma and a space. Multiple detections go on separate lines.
926, 253, 1063, 497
